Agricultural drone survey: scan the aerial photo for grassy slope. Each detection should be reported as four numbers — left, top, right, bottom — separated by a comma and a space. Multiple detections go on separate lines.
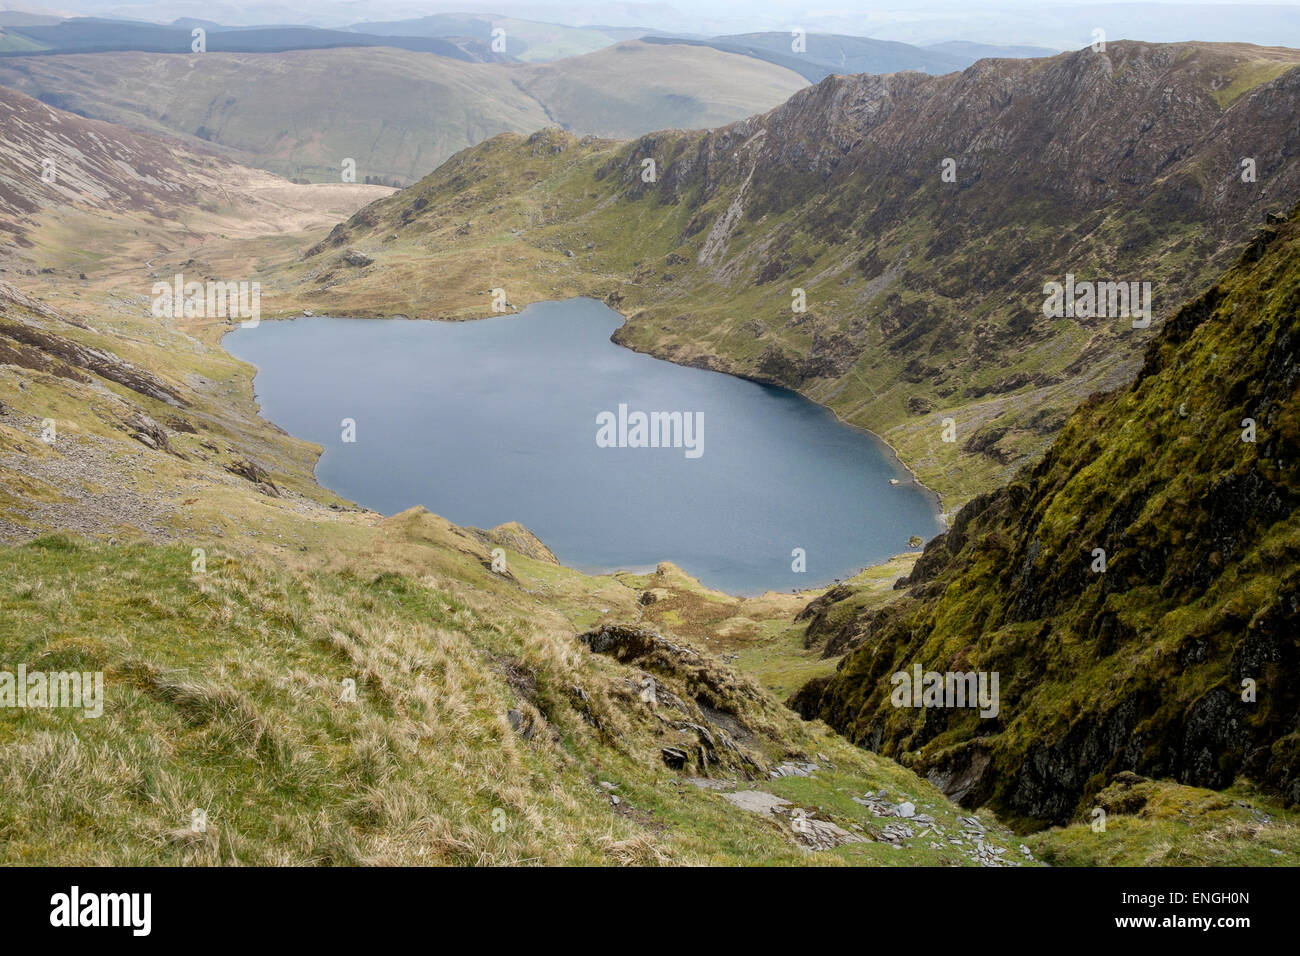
0, 44, 806, 186
1028, 777, 1300, 866
0, 527, 914, 865
3, 516, 1291, 865
499, 19, 636, 62
0, 371, 1013, 867
0, 28, 45, 52
514, 41, 808, 137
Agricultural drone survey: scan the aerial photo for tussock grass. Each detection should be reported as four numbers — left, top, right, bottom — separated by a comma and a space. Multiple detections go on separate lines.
0, 532, 962, 865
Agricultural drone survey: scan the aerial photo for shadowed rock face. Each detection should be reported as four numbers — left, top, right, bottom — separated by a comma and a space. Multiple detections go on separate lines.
656, 44, 1296, 229
791, 206, 1300, 827
642, 42, 1300, 225
613, 41, 1300, 379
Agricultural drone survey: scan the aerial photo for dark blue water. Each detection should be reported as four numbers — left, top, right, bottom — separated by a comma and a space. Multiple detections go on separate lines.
225, 298, 941, 594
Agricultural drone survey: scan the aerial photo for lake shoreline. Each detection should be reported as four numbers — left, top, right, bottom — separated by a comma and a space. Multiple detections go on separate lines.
221, 299, 947, 596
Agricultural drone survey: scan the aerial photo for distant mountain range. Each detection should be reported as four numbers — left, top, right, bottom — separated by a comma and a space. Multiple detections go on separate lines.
642, 32, 1057, 82
0, 13, 1074, 196
0, 16, 506, 60
338, 12, 650, 61
0, 40, 808, 185
16, 1, 1300, 47
0, 13, 1057, 70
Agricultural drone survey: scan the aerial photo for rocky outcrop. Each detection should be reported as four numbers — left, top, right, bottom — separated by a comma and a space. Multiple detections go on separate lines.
0, 283, 186, 407
123, 412, 174, 454
224, 457, 280, 496
578, 623, 778, 778
468, 521, 559, 565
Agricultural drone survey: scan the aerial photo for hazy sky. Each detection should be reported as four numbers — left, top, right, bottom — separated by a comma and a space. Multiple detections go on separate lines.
5, 0, 1300, 48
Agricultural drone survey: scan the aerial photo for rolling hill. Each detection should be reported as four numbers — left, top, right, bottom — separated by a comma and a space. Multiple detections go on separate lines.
0, 42, 809, 185
343, 12, 649, 61
0, 47, 553, 186
642, 32, 1054, 84
513, 40, 808, 138
0, 16, 506, 60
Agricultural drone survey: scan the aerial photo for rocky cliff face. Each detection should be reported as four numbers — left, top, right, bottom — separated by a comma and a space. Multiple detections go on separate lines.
791, 205, 1300, 826
603, 41, 1300, 386
303, 41, 1300, 504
